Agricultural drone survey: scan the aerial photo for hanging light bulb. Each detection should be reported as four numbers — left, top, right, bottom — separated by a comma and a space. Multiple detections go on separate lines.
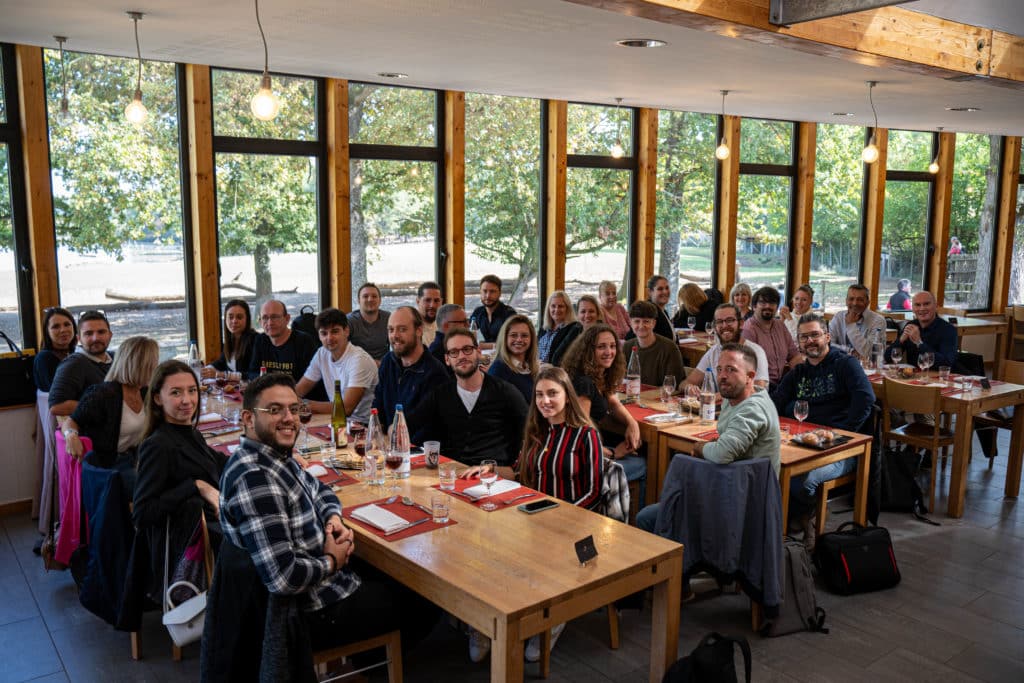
123, 12, 147, 126
54, 36, 69, 117
715, 90, 730, 161
862, 81, 880, 164
928, 127, 942, 174
610, 97, 625, 158
250, 0, 281, 121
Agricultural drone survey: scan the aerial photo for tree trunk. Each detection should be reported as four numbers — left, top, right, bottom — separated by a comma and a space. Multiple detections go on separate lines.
347, 87, 374, 308
659, 231, 680, 291
1010, 193, 1024, 303
967, 136, 1001, 309
254, 239, 272, 298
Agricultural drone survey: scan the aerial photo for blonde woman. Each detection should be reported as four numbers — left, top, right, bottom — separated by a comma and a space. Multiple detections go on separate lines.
487, 314, 538, 404
598, 280, 631, 339
730, 282, 754, 320
671, 283, 716, 332
537, 290, 581, 364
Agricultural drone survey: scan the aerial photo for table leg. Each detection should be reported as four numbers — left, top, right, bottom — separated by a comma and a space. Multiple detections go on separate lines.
649, 555, 682, 683
947, 404, 975, 518
490, 618, 524, 683
853, 445, 870, 526
1005, 406, 1024, 498
779, 470, 792, 534
645, 443, 659, 506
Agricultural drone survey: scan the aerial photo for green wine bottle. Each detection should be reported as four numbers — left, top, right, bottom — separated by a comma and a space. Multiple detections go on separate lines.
331, 379, 348, 448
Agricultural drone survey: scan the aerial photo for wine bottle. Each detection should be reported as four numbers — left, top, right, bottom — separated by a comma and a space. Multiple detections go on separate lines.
331, 379, 348, 448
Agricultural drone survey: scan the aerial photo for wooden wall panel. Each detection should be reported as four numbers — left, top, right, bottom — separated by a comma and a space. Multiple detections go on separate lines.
325, 78, 351, 309
860, 129, 888, 302
545, 100, 568, 297
633, 108, 658, 298
791, 122, 816, 296
445, 91, 465, 306
927, 131, 955, 298
992, 136, 1022, 314
715, 115, 740, 294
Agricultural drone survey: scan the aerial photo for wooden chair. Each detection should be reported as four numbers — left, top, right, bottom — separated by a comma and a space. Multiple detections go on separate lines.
815, 474, 856, 536
313, 630, 402, 682
880, 378, 955, 513
973, 359, 1024, 469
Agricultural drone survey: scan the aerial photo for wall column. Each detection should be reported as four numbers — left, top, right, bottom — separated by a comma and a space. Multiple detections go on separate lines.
444, 91, 465, 306
544, 100, 567, 298
325, 78, 351, 309
715, 115, 740, 294
860, 129, 889, 304
633, 108, 659, 299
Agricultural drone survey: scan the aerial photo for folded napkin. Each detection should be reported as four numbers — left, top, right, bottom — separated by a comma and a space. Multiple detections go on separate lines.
350, 504, 409, 533
677, 337, 701, 344
305, 464, 328, 477
198, 412, 224, 424
462, 479, 520, 500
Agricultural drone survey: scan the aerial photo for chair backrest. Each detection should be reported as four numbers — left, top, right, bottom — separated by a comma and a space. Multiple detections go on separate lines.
1002, 359, 1024, 384
1013, 306, 1024, 324
881, 378, 942, 419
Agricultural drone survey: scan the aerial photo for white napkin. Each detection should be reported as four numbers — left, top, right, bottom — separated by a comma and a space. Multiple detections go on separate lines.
305, 464, 328, 477
198, 412, 224, 424
924, 382, 947, 388
678, 337, 701, 344
227, 444, 239, 454
462, 479, 520, 500
351, 504, 409, 533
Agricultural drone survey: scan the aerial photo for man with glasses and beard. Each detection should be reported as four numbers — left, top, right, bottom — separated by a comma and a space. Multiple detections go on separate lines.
771, 313, 874, 549
683, 303, 769, 392
408, 327, 527, 467
742, 286, 802, 388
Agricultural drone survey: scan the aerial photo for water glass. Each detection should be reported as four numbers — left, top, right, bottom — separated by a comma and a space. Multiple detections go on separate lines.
423, 440, 441, 469
938, 366, 951, 385
438, 462, 458, 491
431, 494, 450, 524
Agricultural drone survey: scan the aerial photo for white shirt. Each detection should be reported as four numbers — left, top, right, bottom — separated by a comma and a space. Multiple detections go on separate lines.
118, 401, 145, 453
456, 385, 481, 413
303, 343, 378, 422
696, 339, 770, 387
422, 321, 437, 348
828, 309, 886, 359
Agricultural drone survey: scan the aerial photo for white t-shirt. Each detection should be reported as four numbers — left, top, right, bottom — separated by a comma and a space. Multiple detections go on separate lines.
696, 339, 770, 387
118, 401, 146, 453
303, 343, 379, 423
456, 385, 481, 414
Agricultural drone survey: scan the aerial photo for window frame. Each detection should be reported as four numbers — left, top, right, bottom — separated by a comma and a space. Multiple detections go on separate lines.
882, 129, 938, 298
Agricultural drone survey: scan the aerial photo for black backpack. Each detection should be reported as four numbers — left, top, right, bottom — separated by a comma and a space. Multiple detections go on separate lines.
880, 447, 939, 525
662, 632, 751, 683
290, 305, 321, 349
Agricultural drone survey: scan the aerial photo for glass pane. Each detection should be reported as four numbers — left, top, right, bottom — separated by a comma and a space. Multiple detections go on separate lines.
736, 175, 792, 296
887, 130, 932, 172
0, 49, 6, 123
567, 103, 632, 157
810, 124, 864, 311
350, 159, 437, 310
349, 83, 436, 147
881, 180, 930, 300
564, 167, 632, 304
0, 144, 20, 346
212, 69, 317, 141
216, 154, 319, 317
946, 133, 999, 309
45, 50, 186, 358
1009, 182, 1024, 305
464, 93, 541, 314
655, 110, 716, 297
740, 118, 793, 166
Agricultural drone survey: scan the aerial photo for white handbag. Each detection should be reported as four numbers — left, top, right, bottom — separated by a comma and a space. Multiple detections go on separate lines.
161, 515, 211, 647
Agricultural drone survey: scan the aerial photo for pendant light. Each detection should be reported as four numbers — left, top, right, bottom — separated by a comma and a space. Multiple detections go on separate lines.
862, 81, 880, 164
928, 127, 942, 174
123, 12, 147, 126
54, 35, 69, 117
609, 98, 625, 159
715, 90, 730, 161
250, 0, 281, 121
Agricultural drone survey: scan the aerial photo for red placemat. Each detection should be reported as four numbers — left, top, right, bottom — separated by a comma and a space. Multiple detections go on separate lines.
409, 454, 454, 469
308, 425, 332, 441
431, 478, 545, 511
624, 403, 665, 421
222, 391, 242, 402
693, 429, 719, 440
344, 497, 456, 541
308, 465, 360, 488
779, 417, 830, 432
199, 419, 236, 433
212, 440, 239, 456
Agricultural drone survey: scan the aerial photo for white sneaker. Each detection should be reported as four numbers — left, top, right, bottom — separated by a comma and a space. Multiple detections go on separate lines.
468, 627, 491, 663
524, 623, 566, 663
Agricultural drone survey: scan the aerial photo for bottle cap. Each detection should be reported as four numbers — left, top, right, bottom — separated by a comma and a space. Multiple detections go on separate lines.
396, 404, 404, 411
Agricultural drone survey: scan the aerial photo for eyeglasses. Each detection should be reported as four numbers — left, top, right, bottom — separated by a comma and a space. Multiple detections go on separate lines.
446, 345, 478, 358
254, 404, 301, 417
798, 331, 826, 342
260, 314, 285, 323
714, 317, 738, 326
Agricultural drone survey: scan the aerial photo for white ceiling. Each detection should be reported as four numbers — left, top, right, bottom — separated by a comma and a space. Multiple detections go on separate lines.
1, 0, 1022, 135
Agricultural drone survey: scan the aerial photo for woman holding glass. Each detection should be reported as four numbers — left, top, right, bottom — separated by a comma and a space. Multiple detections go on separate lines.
536, 290, 581, 364
730, 282, 754, 320
487, 315, 539, 405
598, 280, 631, 339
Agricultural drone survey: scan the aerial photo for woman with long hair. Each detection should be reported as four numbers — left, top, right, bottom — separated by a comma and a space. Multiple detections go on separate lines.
211, 299, 256, 373
780, 283, 814, 341
34, 307, 78, 391
597, 280, 631, 339
487, 315, 538, 404
671, 283, 716, 332
730, 282, 754, 320
537, 290, 581, 364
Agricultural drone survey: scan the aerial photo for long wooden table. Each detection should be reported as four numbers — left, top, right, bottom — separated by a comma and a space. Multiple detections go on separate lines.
654, 420, 872, 533
869, 371, 1024, 517
203, 411, 685, 683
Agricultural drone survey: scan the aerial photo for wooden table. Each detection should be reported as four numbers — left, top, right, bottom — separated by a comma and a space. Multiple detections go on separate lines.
869, 371, 1024, 517
203, 411, 685, 683
654, 421, 872, 533
676, 332, 712, 368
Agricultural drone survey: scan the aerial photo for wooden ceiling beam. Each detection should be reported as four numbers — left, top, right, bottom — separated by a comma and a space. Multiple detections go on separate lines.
565, 0, 1024, 87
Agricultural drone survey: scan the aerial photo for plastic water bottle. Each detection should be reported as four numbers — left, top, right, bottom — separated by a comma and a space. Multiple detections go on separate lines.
391, 404, 411, 478
187, 340, 203, 383
364, 408, 384, 486
872, 328, 885, 372
700, 367, 716, 425
625, 346, 642, 403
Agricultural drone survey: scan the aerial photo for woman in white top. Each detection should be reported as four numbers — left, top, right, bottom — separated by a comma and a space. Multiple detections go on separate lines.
780, 284, 815, 341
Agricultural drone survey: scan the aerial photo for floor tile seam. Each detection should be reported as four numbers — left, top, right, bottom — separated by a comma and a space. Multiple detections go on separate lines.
826, 610, 973, 663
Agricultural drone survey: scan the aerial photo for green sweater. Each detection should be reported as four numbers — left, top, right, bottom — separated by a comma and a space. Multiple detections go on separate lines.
631, 335, 685, 387
703, 388, 780, 476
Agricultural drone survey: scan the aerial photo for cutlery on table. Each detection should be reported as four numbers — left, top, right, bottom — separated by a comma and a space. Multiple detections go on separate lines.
384, 517, 430, 536
502, 492, 538, 505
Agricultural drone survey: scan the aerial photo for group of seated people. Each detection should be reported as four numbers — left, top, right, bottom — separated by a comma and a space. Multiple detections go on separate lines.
29, 272, 964, 671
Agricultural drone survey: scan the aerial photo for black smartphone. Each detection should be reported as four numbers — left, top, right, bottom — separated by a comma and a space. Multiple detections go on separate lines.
949, 316, 958, 325
518, 499, 559, 514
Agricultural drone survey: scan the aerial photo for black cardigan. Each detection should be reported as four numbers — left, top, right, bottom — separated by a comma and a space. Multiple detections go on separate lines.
212, 329, 257, 373
540, 321, 583, 365
70, 381, 142, 469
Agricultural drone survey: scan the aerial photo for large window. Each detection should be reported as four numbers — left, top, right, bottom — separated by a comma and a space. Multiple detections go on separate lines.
464, 93, 541, 314
946, 133, 1000, 310
0, 44, 23, 346
564, 103, 634, 307
881, 130, 934, 305
737, 118, 795, 297
212, 70, 322, 328
655, 110, 716, 298
349, 83, 440, 310
811, 124, 864, 311
1011, 151, 1024, 304
45, 50, 186, 357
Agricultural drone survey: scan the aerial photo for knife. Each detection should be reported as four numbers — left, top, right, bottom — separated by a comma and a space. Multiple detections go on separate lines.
384, 517, 431, 536
502, 492, 538, 505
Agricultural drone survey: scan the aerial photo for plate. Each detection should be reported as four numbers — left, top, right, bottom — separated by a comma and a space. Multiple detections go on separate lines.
790, 434, 852, 450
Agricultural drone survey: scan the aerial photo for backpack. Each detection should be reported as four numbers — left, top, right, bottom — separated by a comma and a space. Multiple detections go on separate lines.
880, 447, 938, 525
662, 632, 751, 683
760, 539, 828, 637
291, 305, 321, 349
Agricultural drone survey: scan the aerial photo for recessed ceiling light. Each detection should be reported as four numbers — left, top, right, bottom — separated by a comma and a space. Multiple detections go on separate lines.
831, 112, 854, 117
616, 38, 667, 48
945, 106, 980, 112
377, 72, 408, 79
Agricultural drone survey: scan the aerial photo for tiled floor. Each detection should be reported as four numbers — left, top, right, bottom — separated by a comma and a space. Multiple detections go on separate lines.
2, 430, 1023, 682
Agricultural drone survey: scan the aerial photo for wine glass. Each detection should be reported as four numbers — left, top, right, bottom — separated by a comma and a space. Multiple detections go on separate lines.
704, 321, 714, 337
479, 459, 499, 511
889, 345, 903, 371
661, 375, 677, 405
298, 400, 313, 449
687, 316, 697, 336
793, 400, 809, 434
385, 448, 404, 493
917, 351, 934, 376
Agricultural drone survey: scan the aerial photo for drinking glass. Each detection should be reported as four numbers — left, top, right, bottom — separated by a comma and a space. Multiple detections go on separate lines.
385, 449, 404, 493
890, 346, 903, 366
661, 375, 677, 405
705, 322, 714, 336
479, 459, 499, 512
687, 316, 697, 336
917, 351, 934, 375
793, 400, 809, 433
938, 365, 951, 386
298, 400, 313, 449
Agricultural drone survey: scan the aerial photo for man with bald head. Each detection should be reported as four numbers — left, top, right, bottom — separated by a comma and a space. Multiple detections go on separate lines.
428, 304, 469, 368
885, 291, 956, 370
373, 306, 447, 436
247, 299, 318, 387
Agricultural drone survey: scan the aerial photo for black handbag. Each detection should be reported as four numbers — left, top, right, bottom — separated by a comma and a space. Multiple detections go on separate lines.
0, 330, 36, 407
662, 632, 751, 683
813, 522, 901, 595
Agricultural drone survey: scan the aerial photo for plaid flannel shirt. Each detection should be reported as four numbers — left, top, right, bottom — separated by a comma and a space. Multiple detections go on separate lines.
600, 457, 630, 523
220, 437, 360, 613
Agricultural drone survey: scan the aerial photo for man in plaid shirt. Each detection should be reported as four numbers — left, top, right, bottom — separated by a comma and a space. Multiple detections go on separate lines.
220, 373, 434, 651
